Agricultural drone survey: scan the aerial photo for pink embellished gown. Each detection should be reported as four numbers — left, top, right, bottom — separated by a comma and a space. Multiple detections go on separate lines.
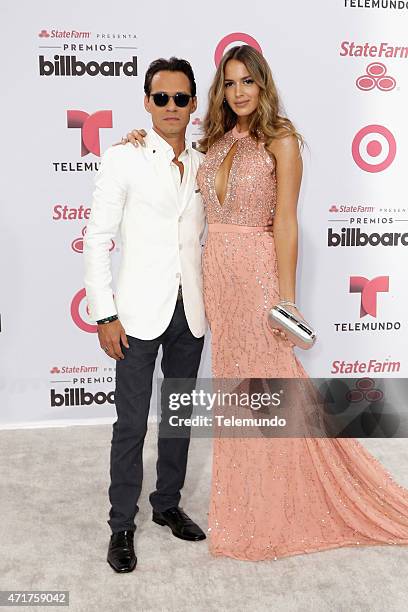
196, 125, 408, 561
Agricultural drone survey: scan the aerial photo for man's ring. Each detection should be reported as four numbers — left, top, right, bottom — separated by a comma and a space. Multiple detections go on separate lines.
103, 346, 109, 352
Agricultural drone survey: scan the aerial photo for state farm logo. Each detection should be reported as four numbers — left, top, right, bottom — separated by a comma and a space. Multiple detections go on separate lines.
38, 29, 91, 39
341, 41, 408, 59
71, 227, 115, 253
322, 376, 400, 438
53, 204, 90, 221
349, 275, 389, 318
328, 203, 375, 213
214, 33, 262, 66
71, 288, 97, 333
345, 378, 384, 403
356, 63, 396, 91
352, 124, 396, 173
334, 275, 400, 333
67, 110, 112, 157
50, 365, 99, 375
331, 358, 400, 375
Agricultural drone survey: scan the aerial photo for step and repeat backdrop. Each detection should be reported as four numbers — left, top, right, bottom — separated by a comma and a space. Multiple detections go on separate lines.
1, 0, 407, 427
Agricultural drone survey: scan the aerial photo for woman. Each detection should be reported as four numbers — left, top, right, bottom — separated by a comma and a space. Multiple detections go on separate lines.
124, 46, 408, 561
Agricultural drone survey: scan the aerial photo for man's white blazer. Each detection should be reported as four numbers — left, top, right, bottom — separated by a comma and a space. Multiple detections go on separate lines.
83, 130, 207, 340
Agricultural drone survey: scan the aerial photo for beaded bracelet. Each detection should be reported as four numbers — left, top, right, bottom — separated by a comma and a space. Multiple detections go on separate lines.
279, 300, 297, 308
96, 315, 118, 325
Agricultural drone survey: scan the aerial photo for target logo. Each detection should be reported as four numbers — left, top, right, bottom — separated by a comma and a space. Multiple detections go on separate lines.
70, 288, 97, 334
352, 124, 396, 173
214, 33, 262, 67
356, 63, 396, 92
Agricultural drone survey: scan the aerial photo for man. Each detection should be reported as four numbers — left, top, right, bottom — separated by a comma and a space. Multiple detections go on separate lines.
84, 57, 207, 573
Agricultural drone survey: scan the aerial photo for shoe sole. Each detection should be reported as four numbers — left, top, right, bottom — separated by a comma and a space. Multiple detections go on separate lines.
152, 516, 206, 541
107, 557, 137, 573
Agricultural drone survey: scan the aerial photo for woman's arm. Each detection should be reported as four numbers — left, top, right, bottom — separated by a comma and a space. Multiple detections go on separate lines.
268, 134, 303, 304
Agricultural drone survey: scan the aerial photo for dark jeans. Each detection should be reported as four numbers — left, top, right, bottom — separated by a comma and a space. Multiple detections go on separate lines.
107, 297, 204, 534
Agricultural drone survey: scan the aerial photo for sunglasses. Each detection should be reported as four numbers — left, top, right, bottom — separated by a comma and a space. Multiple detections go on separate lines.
150, 92, 193, 108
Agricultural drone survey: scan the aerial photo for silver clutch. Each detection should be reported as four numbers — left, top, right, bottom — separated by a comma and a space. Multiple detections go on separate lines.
267, 304, 316, 350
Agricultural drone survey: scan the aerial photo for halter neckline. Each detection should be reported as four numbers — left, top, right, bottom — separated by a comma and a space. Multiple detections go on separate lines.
232, 125, 249, 139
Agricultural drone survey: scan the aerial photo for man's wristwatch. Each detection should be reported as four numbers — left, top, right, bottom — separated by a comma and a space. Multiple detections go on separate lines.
96, 315, 118, 325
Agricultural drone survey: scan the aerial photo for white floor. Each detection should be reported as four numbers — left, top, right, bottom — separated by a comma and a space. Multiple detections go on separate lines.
0, 424, 407, 612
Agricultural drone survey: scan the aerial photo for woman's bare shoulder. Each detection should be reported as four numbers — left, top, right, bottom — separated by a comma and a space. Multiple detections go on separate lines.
266, 129, 300, 158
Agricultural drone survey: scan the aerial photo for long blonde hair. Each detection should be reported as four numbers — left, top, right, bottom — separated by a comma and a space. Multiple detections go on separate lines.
198, 45, 303, 153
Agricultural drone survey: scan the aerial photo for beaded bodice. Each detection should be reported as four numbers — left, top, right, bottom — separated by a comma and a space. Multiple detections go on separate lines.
197, 126, 276, 225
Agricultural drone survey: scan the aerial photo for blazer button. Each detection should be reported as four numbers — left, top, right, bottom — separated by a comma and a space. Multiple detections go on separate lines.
178, 216, 182, 223
179, 244, 183, 250
176, 272, 181, 278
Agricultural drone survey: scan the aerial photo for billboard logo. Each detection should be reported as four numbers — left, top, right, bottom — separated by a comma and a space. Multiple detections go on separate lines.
356, 63, 396, 91
39, 55, 138, 77
38, 29, 50, 38
352, 124, 396, 173
67, 110, 112, 157
51, 387, 115, 406
349, 275, 389, 318
214, 33, 262, 67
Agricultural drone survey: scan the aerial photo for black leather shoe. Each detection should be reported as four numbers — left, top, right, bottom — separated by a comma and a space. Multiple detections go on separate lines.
152, 507, 206, 541
107, 530, 137, 573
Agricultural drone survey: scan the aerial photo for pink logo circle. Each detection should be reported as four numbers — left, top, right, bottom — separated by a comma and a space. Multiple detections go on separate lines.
352, 125, 396, 173
71, 227, 87, 254
214, 33, 262, 67
356, 378, 374, 390
346, 389, 365, 402
70, 288, 97, 333
356, 76, 376, 91
377, 76, 396, 91
367, 62, 386, 78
